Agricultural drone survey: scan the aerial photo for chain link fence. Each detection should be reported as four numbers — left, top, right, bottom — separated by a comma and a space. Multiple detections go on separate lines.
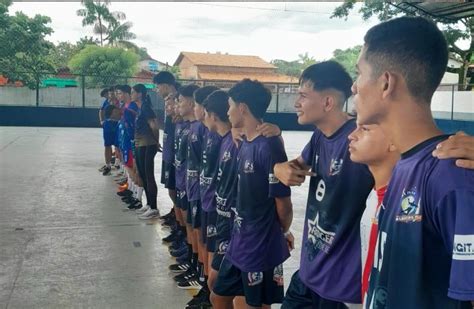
0, 71, 473, 120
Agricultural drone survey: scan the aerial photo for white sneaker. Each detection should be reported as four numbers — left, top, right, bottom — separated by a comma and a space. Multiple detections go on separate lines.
138, 209, 160, 220
135, 205, 150, 214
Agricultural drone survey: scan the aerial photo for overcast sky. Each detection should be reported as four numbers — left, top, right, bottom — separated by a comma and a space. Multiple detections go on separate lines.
10, 2, 379, 64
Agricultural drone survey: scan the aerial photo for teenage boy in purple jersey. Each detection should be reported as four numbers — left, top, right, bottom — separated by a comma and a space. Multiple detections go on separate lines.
352, 17, 474, 308
274, 61, 374, 309
211, 79, 294, 309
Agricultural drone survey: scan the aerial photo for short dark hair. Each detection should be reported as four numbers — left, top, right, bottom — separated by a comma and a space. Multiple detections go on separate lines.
116, 85, 131, 95
364, 16, 448, 103
153, 71, 176, 86
100, 88, 109, 98
179, 84, 200, 98
300, 61, 353, 102
204, 90, 229, 122
194, 86, 220, 105
228, 79, 271, 119
104, 104, 117, 119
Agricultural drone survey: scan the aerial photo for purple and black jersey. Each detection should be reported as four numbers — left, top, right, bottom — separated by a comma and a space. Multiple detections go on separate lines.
174, 120, 190, 191
215, 132, 239, 256
186, 121, 207, 201
365, 135, 474, 309
162, 115, 175, 164
200, 130, 223, 211
226, 135, 291, 272
299, 119, 374, 303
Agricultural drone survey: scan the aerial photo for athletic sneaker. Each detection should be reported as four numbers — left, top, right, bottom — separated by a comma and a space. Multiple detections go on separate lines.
159, 209, 175, 220
117, 190, 133, 197
127, 202, 142, 210
186, 288, 211, 308
170, 245, 188, 257
169, 239, 186, 251
177, 276, 202, 290
135, 205, 150, 214
102, 166, 111, 176
173, 269, 196, 283
98, 165, 107, 172
176, 252, 190, 264
138, 209, 160, 220
162, 231, 180, 243
169, 262, 191, 273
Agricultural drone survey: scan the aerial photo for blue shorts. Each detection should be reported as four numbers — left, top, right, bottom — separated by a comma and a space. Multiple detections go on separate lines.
205, 210, 218, 252
103, 124, 117, 147
213, 257, 285, 307
160, 161, 176, 190
176, 190, 188, 210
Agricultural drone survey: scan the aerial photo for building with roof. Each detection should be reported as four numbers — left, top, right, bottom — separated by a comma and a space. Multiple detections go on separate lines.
173, 51, 297, 83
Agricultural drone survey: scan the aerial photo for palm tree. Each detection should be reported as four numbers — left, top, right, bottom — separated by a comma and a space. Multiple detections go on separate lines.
104, 20, 136, 47
76, 0, 118, 46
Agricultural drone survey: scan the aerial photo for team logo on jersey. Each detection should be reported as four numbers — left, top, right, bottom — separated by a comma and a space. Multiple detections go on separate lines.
187, 170, 199, 178
268, 173, 280, 184
243, 160, 254, 174
306, 212, 336, 258
222, 151, 232, 162
200, 171, 212, 186
247, 272, 263, 286
207, 225, 217, 237
273, 264, 284, 286
191, 133, 198, 142
233, 208, 243, 232
453, 234, 474, 260
395, 188, 422, 223
370, 286, 388, 309
217, 240, 229, 254
329, 158, 343, 176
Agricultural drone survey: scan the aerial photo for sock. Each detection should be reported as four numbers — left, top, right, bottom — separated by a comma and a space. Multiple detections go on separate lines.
191, 253, 198, 271
137, 187, 143, 201
198, 262, 205, 283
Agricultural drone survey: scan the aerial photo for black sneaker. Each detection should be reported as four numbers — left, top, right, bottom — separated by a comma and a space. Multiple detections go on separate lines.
177, 276, 202, 290
170, 245, 188, 257
185, 288, 205, 307
117, 190, 133, 197
159, 209, 175, 220
169, 240, 185, 251
169, 262, 191, 273
127, 202, 142, 210
102, 166, 111, 176
162, 231, 179, 243
173, 269, 196, 283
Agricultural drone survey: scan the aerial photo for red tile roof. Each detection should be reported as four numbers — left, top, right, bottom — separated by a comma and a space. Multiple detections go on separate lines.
175, 51, 276, 69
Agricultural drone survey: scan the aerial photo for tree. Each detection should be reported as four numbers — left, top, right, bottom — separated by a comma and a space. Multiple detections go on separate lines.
77, 0, 121, 46
271, 59, 303, 78
68, 45, 139, 87
105, 20, 136, 47
0, 1, 55, 88
298, 52, 317, 68
332, 1, 474, 89
332, 45, 362, 80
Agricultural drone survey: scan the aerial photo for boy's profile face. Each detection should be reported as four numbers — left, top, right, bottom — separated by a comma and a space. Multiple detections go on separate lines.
194, 103, 205, 122
108, 91, 116, 101
348, 124, 392, 165
294, 81, 327, 125
352, 46, 386, 126
227, 97, 243, 129
178, 95, 194, 117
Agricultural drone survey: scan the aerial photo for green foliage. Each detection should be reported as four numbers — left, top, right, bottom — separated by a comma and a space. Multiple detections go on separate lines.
331, 45, 362, 80
0, 5, 55, 88
68, 45, 139, 87
332, 1, 473, 87
271, 53, 318, 78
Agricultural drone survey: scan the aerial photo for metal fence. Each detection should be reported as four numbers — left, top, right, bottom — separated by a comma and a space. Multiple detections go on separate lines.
0, 72, 473, 120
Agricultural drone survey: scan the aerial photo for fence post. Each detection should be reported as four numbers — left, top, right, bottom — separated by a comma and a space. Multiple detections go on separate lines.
35, 77, 40, 107
82, 75, 86, 108
451, 84, 455, 120
276, 84, 280, 113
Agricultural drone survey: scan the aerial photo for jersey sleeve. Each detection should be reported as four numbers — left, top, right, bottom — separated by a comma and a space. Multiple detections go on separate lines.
266, 137, 291, 198
434, 188, 474, 301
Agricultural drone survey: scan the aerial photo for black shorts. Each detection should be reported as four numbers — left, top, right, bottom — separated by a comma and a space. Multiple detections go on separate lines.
281, 270, 349, 309
211, 238, 230, 271
160, 161, 176, 190
205, 210, 218, 252
188, 200, 201, 228
200, 208, 207, 244
176, 190, 188, 210
213, 257, 284, 307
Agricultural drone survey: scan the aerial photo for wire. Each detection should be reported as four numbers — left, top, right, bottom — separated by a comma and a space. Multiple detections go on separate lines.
189, 2, 335, 15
